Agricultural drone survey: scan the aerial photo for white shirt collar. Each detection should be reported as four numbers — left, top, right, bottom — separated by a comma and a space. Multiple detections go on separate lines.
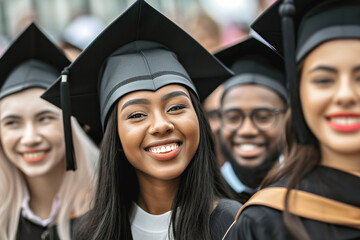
21, 187, 60, 227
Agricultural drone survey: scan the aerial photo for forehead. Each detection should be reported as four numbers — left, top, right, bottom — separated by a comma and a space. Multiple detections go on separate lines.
303, 39, 360, 67
0, 88, 59, 115
222, 85, 284, 109
117, 84, 191, 105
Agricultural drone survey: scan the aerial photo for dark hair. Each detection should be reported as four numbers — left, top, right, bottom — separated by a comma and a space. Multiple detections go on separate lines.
261, 110, 320, 240
77, 88, 230, 240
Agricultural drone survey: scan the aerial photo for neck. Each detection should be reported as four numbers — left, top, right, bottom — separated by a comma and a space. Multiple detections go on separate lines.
320, 145, 360, 173
136, 171, 179, 215
25, 161, 65, 220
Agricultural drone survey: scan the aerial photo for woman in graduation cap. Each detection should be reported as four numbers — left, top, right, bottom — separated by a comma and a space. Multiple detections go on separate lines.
42, 1, 241, 239
0, 24, 98, 240
223, 0, 360, 239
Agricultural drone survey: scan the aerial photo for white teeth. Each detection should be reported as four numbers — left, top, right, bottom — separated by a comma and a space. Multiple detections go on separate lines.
23, 151, 45, 159
330, 117, 360, 125
239, 144, 258, 152
149, 143, 179, 153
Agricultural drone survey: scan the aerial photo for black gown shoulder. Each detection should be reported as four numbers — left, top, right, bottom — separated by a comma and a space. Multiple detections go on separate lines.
16, 214, 77, 240
225, 166, 360, 240
210, 198, 242, 240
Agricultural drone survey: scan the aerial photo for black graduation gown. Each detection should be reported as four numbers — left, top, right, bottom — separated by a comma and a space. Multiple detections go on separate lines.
16, 214, 76, 240
225, 166, 360, 240
210, 198, 242, 240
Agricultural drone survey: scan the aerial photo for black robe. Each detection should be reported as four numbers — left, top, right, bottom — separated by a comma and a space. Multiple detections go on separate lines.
16, 214, 77, 240
16, 215, 60, 240
225, 166, 360, 240
210, 198, 242, 239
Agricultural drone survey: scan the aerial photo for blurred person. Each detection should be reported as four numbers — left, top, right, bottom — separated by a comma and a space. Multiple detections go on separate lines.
60, 14, 106, 62
185, 11, 222, 53
216, 37, 287, 204
0, 23, 98, 240
224, 0, 360, 239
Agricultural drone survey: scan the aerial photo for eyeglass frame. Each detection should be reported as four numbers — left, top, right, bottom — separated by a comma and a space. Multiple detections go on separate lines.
220, 107, 286, 132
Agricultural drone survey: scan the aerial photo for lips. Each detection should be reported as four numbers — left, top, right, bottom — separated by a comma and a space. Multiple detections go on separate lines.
146, 141, 182, 161
21, 150, 49, 163
232, 143, 266, 158
326, 113, 360, 132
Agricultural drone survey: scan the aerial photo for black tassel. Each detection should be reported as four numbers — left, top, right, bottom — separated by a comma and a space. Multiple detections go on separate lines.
279, 0, 310, 145
60, 67, 77, 171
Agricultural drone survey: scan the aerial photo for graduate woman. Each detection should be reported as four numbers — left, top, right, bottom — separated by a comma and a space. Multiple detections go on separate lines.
0, 24, 98, 240
223, 0, 360, 239
42, 1, 241, 239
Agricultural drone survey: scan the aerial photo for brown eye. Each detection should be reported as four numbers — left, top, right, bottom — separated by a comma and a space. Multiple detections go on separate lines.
167, 104, 186, 112
128, 112, 147, 119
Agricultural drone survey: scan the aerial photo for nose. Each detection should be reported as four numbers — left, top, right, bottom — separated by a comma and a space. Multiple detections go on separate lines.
148, 111, 174, 135
20, 123, 42, 146
333, 75, 358, 108
236, 116, 259, 136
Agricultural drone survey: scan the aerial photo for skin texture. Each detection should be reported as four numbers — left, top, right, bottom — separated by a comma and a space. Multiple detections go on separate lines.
0, 88, 66, 219
221, 85, 285, 168
117, 84, 200, 214
300, 39, 360, 172
202, 84, 225, 167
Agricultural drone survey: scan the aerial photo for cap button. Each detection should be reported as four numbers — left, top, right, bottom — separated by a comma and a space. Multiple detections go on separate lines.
279, 0, 296, 17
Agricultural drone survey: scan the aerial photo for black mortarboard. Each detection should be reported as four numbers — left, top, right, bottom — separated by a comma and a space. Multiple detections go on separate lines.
251, 0, 360, 144
215, 37, 286, 103
42, 0, 232, 167
0, 23, 70, 99
0, 23, 74, 169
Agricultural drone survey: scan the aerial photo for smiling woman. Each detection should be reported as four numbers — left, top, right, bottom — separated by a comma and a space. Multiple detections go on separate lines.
0, 24, 98, 240
223, 0, 360, 240
41, 1, 241, 239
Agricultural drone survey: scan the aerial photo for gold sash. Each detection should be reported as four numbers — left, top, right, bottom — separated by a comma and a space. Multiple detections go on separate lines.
222, 187, 360, 240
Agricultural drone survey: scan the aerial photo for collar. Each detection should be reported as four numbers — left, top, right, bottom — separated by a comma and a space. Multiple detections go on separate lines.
21, 187, 60, 227
221, 161, 258, 195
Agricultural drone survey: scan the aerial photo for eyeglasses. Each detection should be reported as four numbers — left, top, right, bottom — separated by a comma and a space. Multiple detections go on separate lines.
221, 107, 286, 131
205, 109, 221, 121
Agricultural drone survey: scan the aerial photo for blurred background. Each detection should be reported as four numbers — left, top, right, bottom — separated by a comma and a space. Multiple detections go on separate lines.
0, 0, 276, 56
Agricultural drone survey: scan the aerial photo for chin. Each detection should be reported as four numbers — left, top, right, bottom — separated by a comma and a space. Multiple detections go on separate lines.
236, 157, 264, 168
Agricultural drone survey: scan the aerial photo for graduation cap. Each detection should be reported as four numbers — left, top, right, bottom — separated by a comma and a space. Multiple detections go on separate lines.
0, 23, 73, 169
42, 0, 233, 170
0, 23, 70, 99
251, 0, 360, 144
215, 37, 286, 103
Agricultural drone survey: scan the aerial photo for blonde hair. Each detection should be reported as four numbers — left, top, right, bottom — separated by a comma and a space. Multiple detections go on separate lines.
0, 118, 99, 240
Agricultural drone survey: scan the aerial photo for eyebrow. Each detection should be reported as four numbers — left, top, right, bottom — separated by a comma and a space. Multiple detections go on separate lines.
162, 91, 189, 101
121, 99, 150, 111
1, 110, 59, 122
309, 66, 337, 74
121, 91, 189, 112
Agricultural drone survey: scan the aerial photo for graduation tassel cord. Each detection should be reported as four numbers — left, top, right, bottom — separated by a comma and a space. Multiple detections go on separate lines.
279, 0, 306, 144
60, 67, 77, 171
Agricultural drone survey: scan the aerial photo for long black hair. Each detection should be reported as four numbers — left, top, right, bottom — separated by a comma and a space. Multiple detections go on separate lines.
76, 88, 230, 240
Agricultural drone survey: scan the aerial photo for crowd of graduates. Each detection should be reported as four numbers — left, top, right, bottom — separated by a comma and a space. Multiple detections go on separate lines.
0, 0, 359, 239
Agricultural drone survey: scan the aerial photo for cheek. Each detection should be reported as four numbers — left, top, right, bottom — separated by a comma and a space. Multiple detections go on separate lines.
117, 123, 145, 161
300, 83, 331, 130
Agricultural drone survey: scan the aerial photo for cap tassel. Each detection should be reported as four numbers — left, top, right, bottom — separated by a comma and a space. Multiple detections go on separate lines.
60, 67, 77, 171
279, 0, 308, 144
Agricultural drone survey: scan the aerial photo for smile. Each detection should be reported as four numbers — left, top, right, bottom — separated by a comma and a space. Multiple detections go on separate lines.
233, 143, 266, 158
327, 114, 360, 132
146, 142, 182, 161
21, 151, 49, 163
148, 143, 180, 154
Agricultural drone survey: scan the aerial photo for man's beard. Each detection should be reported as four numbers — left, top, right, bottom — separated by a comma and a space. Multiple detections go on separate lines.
219, 130, 282, 189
